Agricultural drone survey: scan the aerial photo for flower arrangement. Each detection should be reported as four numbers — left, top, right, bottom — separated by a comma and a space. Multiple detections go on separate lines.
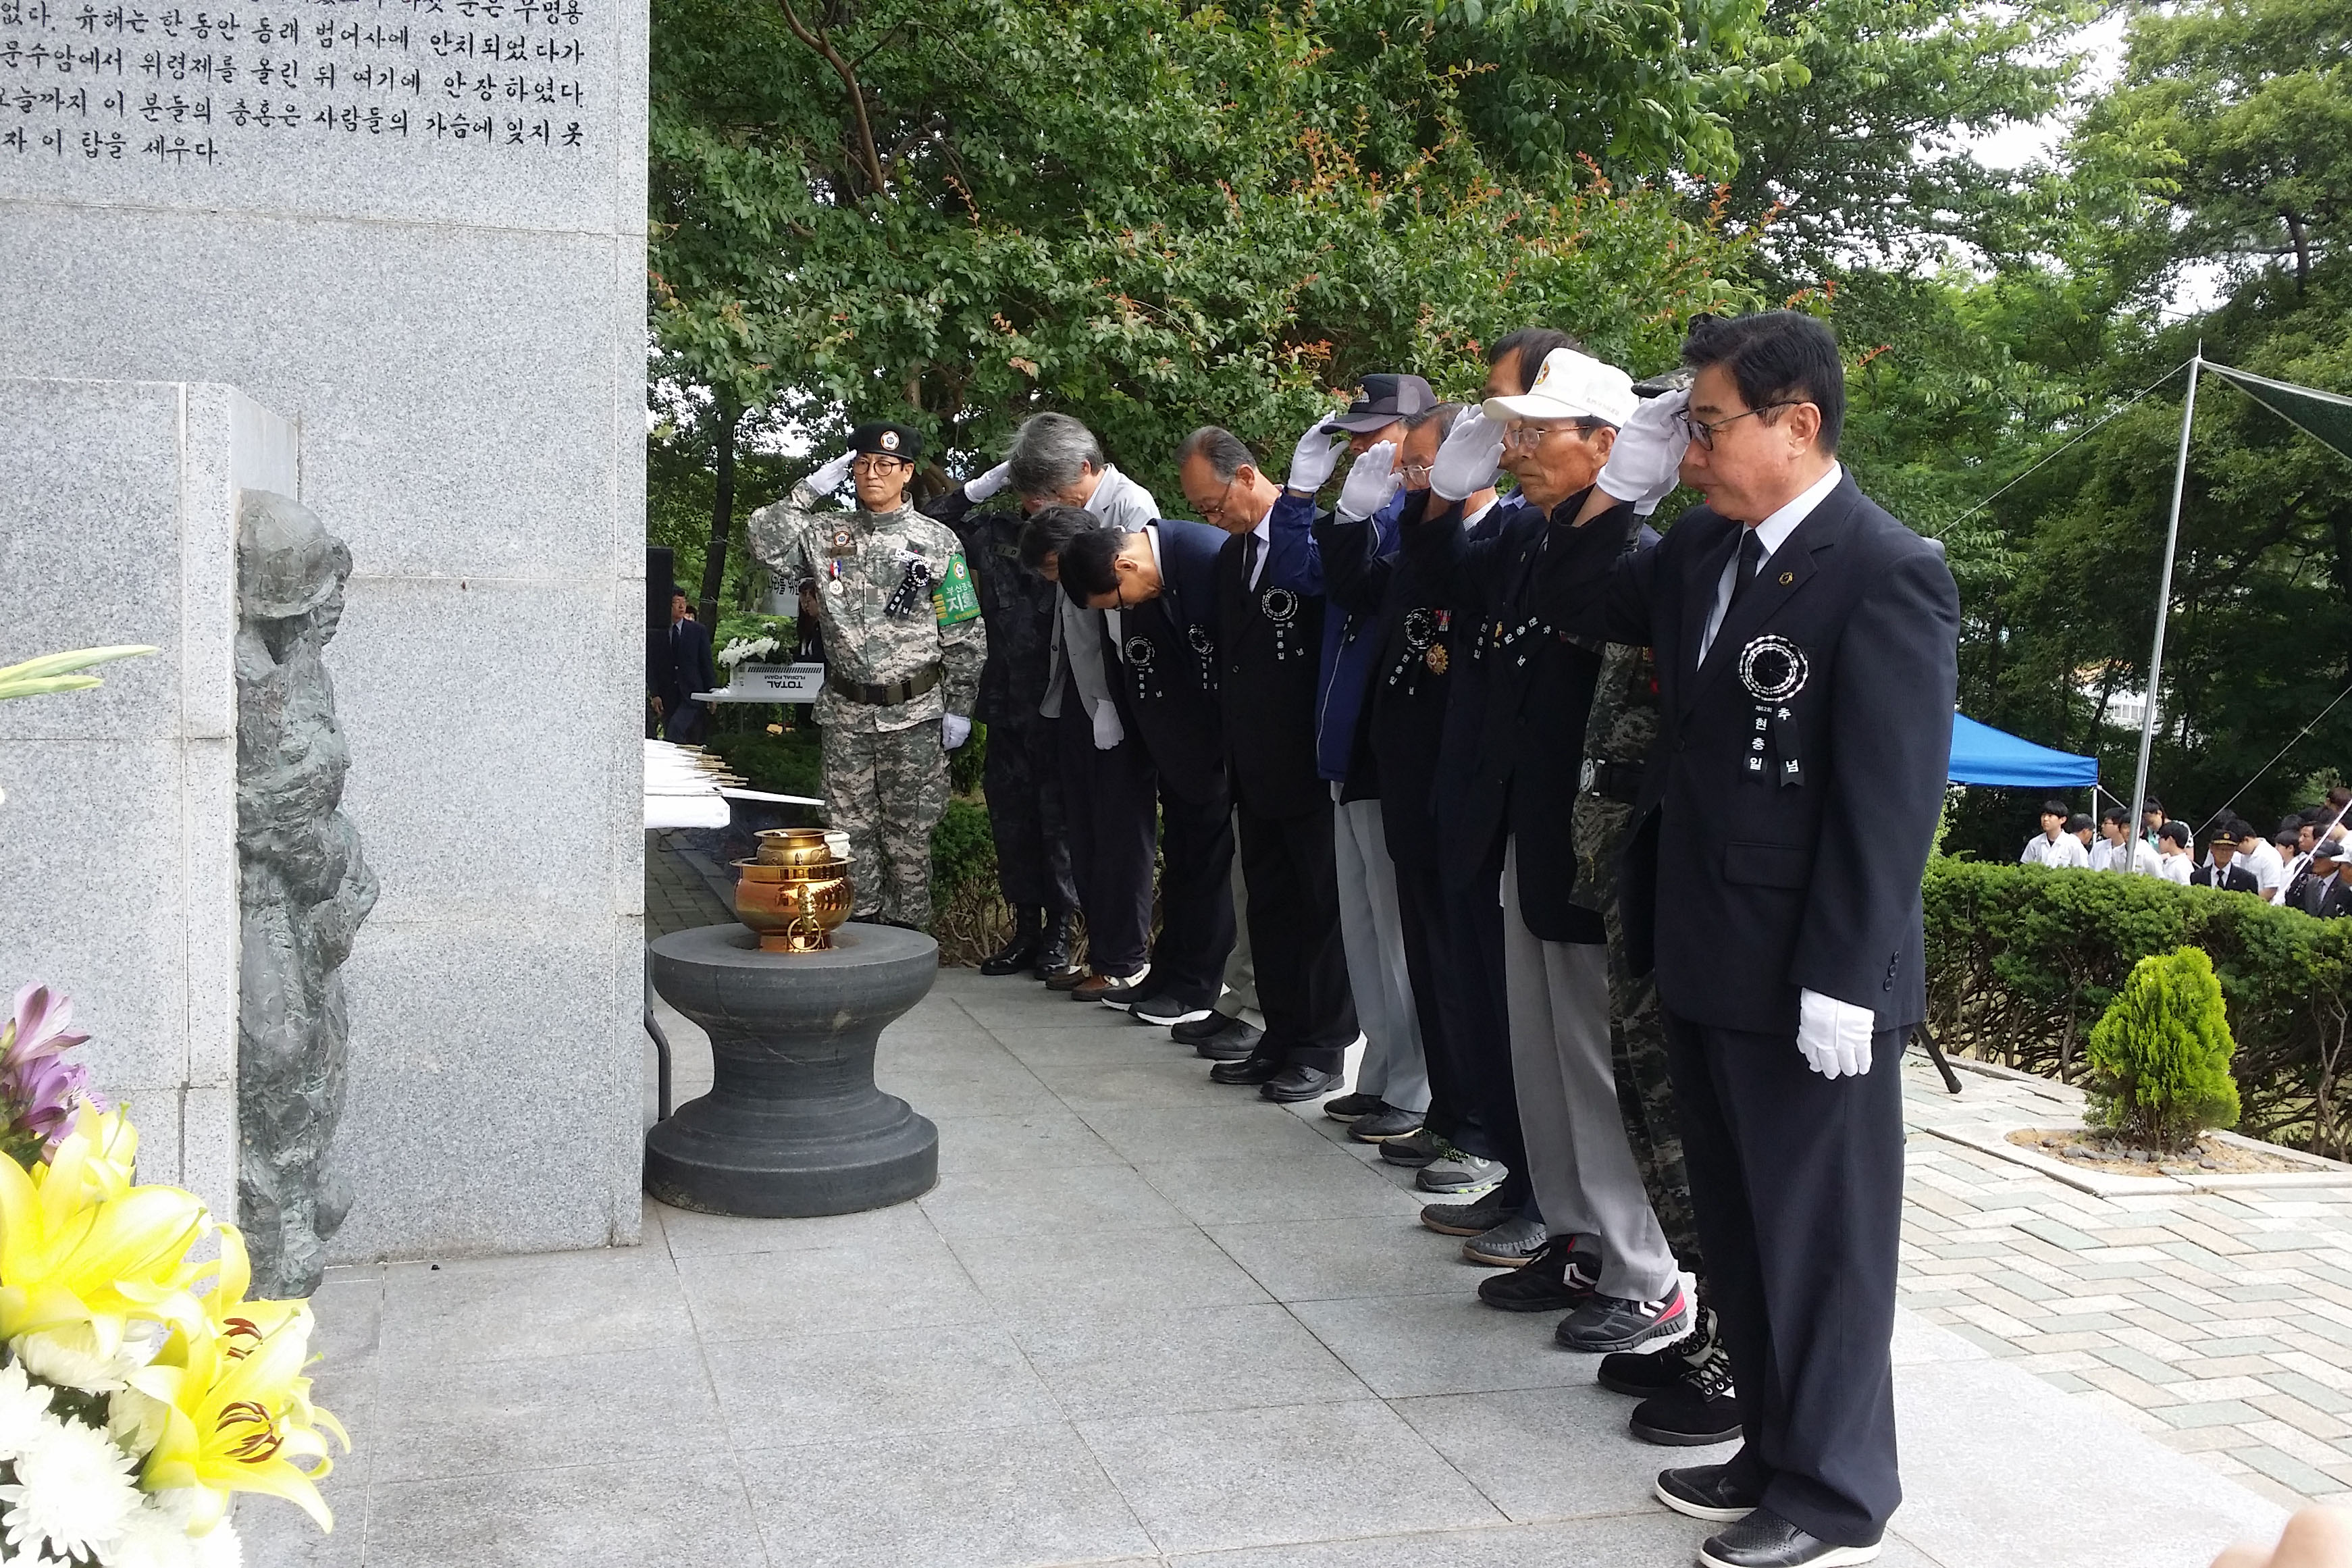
0, 985, 345, 1566
716, 635, 781, 671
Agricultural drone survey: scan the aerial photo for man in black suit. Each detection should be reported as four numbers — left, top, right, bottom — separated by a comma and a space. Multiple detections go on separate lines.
652, 587, 718, 743
1177, 425, 1359, 1102
2192, 831, 2262, 895
1528, 311, 1959, 1568
1054, 517, 1238, 1018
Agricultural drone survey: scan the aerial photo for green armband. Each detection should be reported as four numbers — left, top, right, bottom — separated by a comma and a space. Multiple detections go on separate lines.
934, 552, 982, 625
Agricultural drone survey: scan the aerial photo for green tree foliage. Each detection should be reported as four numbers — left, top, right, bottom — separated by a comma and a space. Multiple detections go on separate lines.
2085, 945, 2243, 1151
648, 0, 1764, 530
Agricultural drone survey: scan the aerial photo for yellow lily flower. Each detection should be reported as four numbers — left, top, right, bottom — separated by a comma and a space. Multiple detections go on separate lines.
0, 1106, 209, 1357
130, 1308, 346, 1533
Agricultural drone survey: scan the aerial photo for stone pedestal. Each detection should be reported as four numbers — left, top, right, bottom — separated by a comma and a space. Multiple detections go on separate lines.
644, 923, 939, 1217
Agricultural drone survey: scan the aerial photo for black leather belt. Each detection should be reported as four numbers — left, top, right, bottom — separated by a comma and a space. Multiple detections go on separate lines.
827, 667, 941, 706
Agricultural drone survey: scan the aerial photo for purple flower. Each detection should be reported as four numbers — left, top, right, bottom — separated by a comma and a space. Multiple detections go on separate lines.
14, 1055, 88, 1143
3, 984, 90, 1068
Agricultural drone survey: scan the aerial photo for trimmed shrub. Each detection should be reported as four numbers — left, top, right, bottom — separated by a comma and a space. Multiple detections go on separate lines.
2084, 947, 2242, 1151
1923, 859, 2352, 1156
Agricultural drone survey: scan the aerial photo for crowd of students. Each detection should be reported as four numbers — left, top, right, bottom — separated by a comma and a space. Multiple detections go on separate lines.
2020, 789, 2352, 914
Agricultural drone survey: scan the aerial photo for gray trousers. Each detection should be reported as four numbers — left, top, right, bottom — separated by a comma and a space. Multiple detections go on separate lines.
1500, 837, 1677, 1301
1335, 797, 1430, 1113
1215, 812, 1265, 1030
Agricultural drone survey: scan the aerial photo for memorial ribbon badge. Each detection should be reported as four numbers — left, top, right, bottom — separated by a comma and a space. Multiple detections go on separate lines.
1123, 633, 1160, 702
1187, 623, 1218, 691
1736, 634, 1810, 787
1259, 585, 1303, 661
885, 554, 933, 617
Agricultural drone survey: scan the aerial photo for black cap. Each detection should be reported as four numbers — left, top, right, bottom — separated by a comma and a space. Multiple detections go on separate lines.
1333, 373, 1437, 432
847, 421, 924, 462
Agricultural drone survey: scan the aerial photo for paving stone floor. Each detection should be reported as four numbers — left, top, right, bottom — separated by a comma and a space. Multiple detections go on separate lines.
1897, 1057, 2352, 1510
248, 940, 2297, 1568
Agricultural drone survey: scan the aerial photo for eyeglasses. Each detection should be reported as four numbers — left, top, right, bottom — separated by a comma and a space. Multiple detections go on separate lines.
1193, 474, 1240, 522
1676, 402, 1800, 450
1501, 421, 1604, 452
1401, 463, 1434, 483
851, 454, 911, 474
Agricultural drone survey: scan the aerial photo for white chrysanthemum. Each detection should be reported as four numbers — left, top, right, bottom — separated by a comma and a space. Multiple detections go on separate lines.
13, 1326, 141, 1396
101, 1498, 199, 1568
0, 1365, 57, 1463
187, 1517, 240, 1568
0, 1410, 142, 1561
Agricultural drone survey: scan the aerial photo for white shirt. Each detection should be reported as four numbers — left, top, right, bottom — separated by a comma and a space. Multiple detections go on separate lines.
2022, 831, 2090, 870
1043, 464, 1157, 739
1698, 462, 1844, 664
2156, 850, 2194, 885
1246, 511, 1272, 590
2243, 837, 2287, 893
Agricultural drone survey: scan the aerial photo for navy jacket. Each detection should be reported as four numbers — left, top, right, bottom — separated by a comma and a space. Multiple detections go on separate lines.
1220, 494, 1330, 818
1538, 475, 1960, 1036
2191, 863, 2260, 895
1268, 488, 1407, 785
1405, 490, 1664, 941
652, 616, 717, 717
1423, 494, 1528, 888
1105, 519, 1229, 806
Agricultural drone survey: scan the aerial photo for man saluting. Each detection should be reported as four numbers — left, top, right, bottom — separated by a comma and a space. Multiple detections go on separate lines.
749, 423, 987, 931
1459, 311, 1957, 1568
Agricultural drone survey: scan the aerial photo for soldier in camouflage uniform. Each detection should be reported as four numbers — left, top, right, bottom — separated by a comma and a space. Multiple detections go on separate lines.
748, 422, 987, 930
1569, 510, 1740, 1446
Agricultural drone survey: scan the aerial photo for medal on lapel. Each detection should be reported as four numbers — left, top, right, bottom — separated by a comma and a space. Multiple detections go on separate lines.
884, 557, 933, 617
1187, 624, 1218, 692
1259, 585, 1302, 661
1124, 633, 1160, 702
1392, 606, 1436, 692
826, 559, 845, 596
1737, 634, 1810, 787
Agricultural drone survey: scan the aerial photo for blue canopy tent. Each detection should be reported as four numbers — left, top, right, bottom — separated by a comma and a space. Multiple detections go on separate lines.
1948, 713, 2097, 789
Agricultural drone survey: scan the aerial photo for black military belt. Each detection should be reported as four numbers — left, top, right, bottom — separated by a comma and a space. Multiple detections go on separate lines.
1581, 756, 1646, 805
827, 667, 941, 706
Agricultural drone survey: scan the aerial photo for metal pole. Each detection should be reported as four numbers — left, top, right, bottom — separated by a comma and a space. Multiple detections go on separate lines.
2127, 354, 2201, 873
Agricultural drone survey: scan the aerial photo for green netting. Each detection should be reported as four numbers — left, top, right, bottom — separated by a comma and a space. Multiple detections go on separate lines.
2203, 361, 2352, 466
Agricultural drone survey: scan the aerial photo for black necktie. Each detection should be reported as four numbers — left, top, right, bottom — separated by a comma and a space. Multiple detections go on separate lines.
1241, 531, 1260, 589
1727, 526, 1766, 616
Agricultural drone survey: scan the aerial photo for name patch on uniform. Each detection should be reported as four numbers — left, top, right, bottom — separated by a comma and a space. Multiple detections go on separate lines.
934, 552, 982, 625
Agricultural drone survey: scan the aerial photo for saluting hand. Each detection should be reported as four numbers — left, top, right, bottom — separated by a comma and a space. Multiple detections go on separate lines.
1285, 415, 1346, 496
964, 462, 1013, 504
807, 449, 857, 495
1337, 441, 1399, 521
1430, 413, 1504, 502
1798, 989, 1875, 1078
1594, 388, 1690, 515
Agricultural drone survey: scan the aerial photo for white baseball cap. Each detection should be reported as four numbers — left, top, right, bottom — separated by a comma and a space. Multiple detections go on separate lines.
1482, 346, 1638, 427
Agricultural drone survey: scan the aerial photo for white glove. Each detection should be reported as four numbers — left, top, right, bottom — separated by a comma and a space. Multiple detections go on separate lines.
1798, 989, 1875, 1079
1595, 388, 1690, 515
941, 713, 972, 750
1337, 441, 1400, 521
1089, 696, 1124, 750
964, 461, 1012, 503
1430, 413, 1505, 501
807, 449, 856, 495
1285, 415, 1345, 496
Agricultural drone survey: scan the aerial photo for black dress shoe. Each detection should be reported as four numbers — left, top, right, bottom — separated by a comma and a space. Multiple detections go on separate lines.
1191, 1018, 1265, 1062
1209, 1054, 1284, 1085
1653, 1463, 1762, 1523
980, 908, 1043, 976
1033, 912, 1078, 980
1700, 1509, 1880, 1568
1601, 1300, 1717, 1396
1259, 1065, 1341, 1103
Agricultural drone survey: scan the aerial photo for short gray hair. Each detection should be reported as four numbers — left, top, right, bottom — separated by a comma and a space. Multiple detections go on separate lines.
1404, 401, 1463, 440
1178, 425, 1257, 481
1007, 413, 1105, 497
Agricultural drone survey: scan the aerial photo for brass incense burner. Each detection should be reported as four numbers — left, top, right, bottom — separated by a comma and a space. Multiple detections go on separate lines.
733, 828, 854, 952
